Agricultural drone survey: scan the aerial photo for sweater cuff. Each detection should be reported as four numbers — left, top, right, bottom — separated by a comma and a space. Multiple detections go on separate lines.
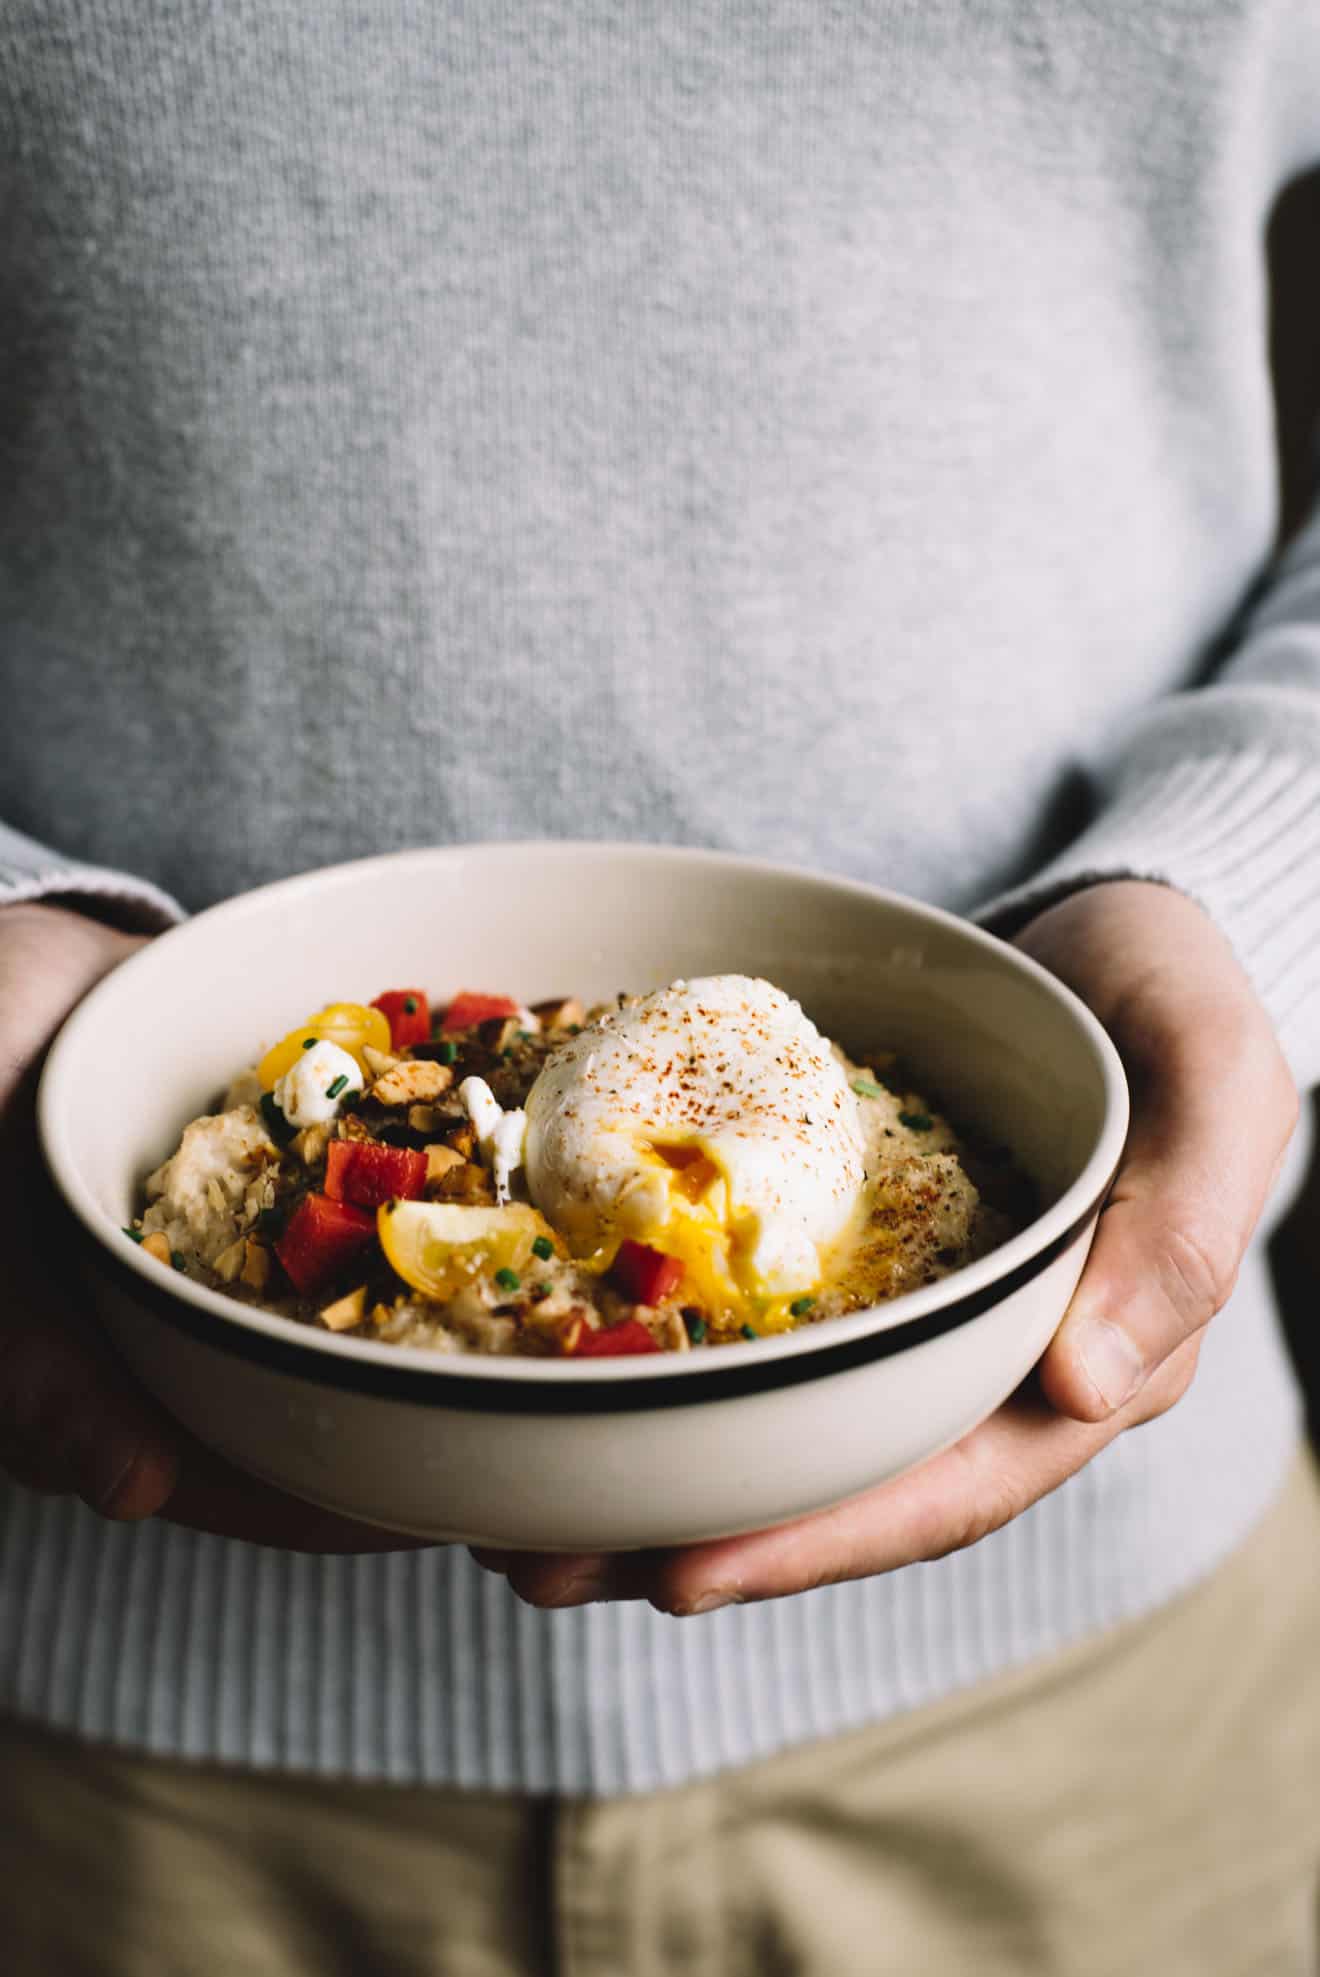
975, 749, 1320, 1091
0, 822, 185, 935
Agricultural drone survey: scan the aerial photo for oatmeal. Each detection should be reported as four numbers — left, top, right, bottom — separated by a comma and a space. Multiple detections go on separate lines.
129, 976, 1031, 1356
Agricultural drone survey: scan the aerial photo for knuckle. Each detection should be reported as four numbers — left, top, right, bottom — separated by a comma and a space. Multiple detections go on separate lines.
1272, 1055, 1301, 1143
935, 1448, 1024, 1556
1158, 1214, 1237, 1334
1248, 1026, 1299, 1149
942, 1491, 1014, 1556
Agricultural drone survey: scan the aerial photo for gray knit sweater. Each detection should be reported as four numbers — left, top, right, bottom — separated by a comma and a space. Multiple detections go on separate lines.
2, 1, 1319, 1795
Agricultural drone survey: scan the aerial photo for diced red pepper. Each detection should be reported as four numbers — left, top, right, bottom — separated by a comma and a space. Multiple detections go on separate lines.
441, 990, 522, 1032
571, 1317, 661, 1357
370, 988, 431, 1050
324, 1139, 428, 1210
608, 1239, 685, 1305
275, 1193, 377, 1296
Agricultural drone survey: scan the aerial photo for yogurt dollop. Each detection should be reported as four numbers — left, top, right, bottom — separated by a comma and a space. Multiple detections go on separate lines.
273, 1039, 364, 1129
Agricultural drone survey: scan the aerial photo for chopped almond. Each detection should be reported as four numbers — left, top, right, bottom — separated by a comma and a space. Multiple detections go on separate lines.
240, 1239, 271, 1290
476, 1014, 522, 1053
371, 1059, 454, 1107
424, 1143, 466, 1186
530, 996, 584, 1029
213, 1236, 248, 1283
522, 1287, 569, 1330
291, 1123, 330, 1167
141, 1231, 173, 1266
243, 1172, 276, 1222
362, 1044, 402, 1078
662, 1306, 691, 1353
431, 1159, 496, 1205
444, 1121, 477, 1159
319, 1284, 368, 1332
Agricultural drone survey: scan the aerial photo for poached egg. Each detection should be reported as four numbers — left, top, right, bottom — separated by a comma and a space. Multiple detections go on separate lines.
522, 975, 867, 1325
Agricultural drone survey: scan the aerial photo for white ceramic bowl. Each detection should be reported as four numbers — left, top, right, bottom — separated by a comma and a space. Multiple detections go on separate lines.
38, 842, 1128, 1551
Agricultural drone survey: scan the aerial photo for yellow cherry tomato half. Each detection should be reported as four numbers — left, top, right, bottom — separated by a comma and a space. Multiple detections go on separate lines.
377, 1201, 561, 1300
257, 1002, 392, 1090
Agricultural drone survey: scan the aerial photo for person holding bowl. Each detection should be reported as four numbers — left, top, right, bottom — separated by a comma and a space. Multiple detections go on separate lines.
1, 5, 1318, 1971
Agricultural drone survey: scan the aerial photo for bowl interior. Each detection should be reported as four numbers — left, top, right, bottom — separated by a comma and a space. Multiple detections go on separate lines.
42, 844, 1120, 1345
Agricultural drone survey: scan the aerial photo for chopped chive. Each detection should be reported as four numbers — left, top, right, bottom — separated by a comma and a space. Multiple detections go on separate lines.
789, 1295, 816, 1317
301, 1036, 318, 1050
501, 1047, 514, 1060
122, 1226, 144, 1244
899, 1110, 933, 1132
259, 1090, 296, 1146
403, 995, 418, 1013
494, 1266, 520, 1292
518, 1028, 533, 1042
683, 1312, 707, 1344
740, 1322, 758, 1340
535, 1281, 553, 1299
171, 1251, 186, 1271
325, 1074, 349, 1100
438, 1040, 457, 1064
851, 1077, 889, 1101
531, 1234, 554, 1261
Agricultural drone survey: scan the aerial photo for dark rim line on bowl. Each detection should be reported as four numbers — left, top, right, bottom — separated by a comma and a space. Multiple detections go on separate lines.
67, 1167, 1116, 1415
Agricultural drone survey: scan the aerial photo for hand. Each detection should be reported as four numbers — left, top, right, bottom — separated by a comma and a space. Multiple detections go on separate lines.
0, 901, 424, 1552
472, 881, 1299, 1613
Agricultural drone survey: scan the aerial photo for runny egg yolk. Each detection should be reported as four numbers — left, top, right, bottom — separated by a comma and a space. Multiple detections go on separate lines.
639, 1138, 744, 1311
631, 1139, 858, 1330
650, 1140, 721, 1201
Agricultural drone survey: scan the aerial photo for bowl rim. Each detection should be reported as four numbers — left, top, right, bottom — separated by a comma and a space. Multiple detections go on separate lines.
38, 840, 1130, 1414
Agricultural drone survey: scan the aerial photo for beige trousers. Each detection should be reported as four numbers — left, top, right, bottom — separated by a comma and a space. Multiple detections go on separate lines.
5, 1450, 1319, 1977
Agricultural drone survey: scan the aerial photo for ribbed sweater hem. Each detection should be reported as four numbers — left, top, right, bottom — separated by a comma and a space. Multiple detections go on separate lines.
0, 823, 184, 934
0, 1241, 1303, 1797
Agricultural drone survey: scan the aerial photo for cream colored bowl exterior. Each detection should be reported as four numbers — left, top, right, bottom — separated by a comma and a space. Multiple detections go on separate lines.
38, 842, 1128, 1551
87, 1231, 1090, 1548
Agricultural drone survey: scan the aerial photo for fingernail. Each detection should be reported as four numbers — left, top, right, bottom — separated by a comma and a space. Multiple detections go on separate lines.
1076, 1318, 1145, 1411
80, 1439, 149, 1519
680, 1588, 742, 1617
